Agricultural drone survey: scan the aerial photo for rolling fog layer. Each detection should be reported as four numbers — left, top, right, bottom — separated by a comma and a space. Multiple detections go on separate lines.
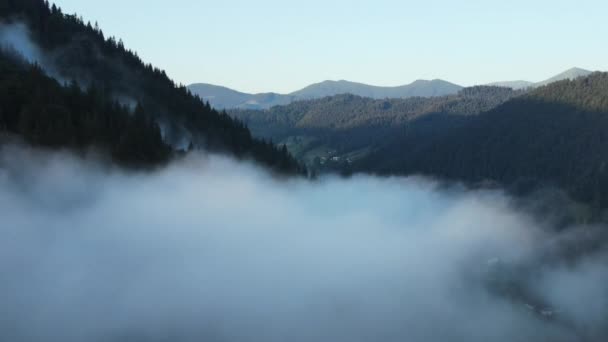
0, 145, 607, 342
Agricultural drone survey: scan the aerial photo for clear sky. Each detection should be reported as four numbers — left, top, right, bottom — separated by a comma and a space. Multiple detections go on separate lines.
54, 0, 608, 94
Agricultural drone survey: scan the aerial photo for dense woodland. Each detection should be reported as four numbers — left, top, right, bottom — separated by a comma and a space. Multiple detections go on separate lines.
230, 86, 523, 168
233, 86, 521, 132
0, 50, 171, 166
231, 73, 608, 210
357, 73, 608, 211
0, 0, 303, 173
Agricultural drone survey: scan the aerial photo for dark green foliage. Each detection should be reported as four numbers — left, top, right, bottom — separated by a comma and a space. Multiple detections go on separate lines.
0, 50, 170, 166
358, 73, 608, 209
230, 86, 521, 168
233, 86, 520, 134
0, 0, 303, 174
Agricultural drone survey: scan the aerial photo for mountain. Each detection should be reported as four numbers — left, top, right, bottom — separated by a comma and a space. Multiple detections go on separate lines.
187, 83, 294, 110
487, 67, 593, 89
357, 72, 608, 208
534, 67, 593, 87
230, 86, 523, 165
188, 79, 463, 110
289, 79, 463, 100
191, 68, 595, 110
228, 71, 608, 209
0, 0, 303, 174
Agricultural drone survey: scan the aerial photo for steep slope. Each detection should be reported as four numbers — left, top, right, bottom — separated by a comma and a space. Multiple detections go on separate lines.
358, 72, 608, 208
0, 0, 302, 174
0, 51, 171, 167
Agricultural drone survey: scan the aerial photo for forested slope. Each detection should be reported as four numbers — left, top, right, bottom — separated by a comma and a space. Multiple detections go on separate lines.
358, 73, 608, 208
0, 0, 302, 173
230, 86, 522, 167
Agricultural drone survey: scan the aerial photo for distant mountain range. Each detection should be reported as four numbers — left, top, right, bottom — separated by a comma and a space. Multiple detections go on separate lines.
186, 84, 294, 110
189, 68, 594, 110
289, 79, 462, 100
189, 79, 462, 110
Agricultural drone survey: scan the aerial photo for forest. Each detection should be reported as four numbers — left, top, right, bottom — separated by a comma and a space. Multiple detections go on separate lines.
0, 0, 303, 174
0, 49, 172, 166
230, 86, 524, 169
356, 73, 608, 211
229, 72, 608, 211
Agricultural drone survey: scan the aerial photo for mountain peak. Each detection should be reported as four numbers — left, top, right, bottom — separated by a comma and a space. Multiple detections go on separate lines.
555, 67, 592, 77
487, 67, 595, 89
566, 67, 590, 72
535, 67, 593, 87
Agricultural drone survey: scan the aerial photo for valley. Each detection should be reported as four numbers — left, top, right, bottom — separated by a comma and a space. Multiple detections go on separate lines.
1, 1, 608, 341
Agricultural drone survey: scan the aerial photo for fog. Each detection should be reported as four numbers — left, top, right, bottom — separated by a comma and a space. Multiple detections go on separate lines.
0, 22, 205, 151
0, 21, 68, 84
0, 22, 42, 64
0, 144, 607, 341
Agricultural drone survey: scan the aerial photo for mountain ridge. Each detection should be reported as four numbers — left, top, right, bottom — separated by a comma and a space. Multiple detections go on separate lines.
189, 78, 463, 110
357, 72, 608, 206
189, 67, 597, 109
486, 67, 593, 89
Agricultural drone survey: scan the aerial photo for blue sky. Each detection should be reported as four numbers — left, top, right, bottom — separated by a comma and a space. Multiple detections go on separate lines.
55, 0, 608, 93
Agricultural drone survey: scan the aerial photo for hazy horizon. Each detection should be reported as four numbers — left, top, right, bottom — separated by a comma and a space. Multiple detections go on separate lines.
52, 0, 608, 94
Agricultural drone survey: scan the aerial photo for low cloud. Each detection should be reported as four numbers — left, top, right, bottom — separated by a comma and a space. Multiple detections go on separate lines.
0, 144, 606, 341
0, 21, 42, 64
0, 21, 67, 84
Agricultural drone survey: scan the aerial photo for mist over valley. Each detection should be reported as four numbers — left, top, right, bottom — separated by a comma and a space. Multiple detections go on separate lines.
1, 1, 608, 341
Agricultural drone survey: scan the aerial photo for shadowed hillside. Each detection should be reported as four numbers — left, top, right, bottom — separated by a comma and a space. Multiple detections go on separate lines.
358, 73, 608, 209
0, 0, 303, 174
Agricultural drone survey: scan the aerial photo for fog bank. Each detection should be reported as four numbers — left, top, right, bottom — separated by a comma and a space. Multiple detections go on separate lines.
0, 145, 607, 341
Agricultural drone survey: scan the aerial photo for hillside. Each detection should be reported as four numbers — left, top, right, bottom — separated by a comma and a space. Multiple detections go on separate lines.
230, 86, 523, 166
358, 72, 608, 208
0, 50, 171, 166
0, 0, 302, 174
234, 86, 519, 131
